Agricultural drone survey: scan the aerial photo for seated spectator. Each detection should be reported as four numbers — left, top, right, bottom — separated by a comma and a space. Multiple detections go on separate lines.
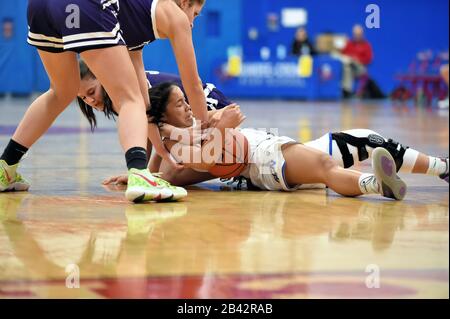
340, 24, 374, 98
291, 27, 317, 56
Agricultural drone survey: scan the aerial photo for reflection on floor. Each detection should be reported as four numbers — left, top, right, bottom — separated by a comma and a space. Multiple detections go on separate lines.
0, 98, 448, 298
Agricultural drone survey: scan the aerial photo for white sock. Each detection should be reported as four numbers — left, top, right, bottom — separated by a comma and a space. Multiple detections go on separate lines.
358, 173, 380, 195
427, 157, 449, 176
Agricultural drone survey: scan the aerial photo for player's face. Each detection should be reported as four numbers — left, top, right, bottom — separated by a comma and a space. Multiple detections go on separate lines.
78, 77, 104, 111
164, 86, 194, 127
181, 2, 204, 29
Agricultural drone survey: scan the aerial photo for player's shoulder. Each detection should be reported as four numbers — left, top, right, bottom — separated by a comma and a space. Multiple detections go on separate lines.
156, 0, 188, 24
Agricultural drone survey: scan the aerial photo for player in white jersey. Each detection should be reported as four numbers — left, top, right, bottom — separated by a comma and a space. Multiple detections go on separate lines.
103, 83, 449, 199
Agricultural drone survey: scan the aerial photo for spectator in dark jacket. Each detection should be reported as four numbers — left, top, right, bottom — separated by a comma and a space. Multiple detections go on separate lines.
291, 27, 317, 56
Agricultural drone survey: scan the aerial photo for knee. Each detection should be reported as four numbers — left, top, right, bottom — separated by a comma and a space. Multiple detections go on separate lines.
49, 83, 79, 107
112, 90, 146, 113
318, 153, 338, 177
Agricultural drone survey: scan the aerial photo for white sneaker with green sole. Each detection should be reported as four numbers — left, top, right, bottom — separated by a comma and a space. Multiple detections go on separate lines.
125, 168, 187, 203
0, 160, 30, 192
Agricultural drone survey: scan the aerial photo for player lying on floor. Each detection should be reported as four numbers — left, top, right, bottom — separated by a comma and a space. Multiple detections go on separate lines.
77, 62, 449, 192
102, 83, 449, 200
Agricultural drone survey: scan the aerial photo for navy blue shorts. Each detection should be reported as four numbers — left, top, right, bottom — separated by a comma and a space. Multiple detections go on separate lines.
27, 0, 125, 53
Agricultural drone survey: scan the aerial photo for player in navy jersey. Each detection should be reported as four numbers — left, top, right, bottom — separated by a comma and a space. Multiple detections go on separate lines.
77, 59, 232, 131
1, 0, 209, 203
77, 59, 233, 172
145, 71, 232, 111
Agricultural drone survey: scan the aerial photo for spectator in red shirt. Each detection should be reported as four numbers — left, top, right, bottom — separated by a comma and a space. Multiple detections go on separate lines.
340, 24, 373, 97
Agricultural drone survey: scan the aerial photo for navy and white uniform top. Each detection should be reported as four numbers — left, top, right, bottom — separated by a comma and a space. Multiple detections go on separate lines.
27, 0, 161, 53
146, 71, 233, 111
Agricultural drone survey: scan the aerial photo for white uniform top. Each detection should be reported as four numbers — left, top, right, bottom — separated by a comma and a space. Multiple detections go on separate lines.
191, 126, 298, 191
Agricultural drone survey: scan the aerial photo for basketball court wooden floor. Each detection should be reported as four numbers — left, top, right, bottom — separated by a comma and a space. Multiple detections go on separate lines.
0, 97, 448, 299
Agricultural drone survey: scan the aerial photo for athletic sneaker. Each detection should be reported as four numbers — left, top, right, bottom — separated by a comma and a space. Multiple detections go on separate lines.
372, 148, 407, 200
125, 168, 187, 203
152, 173, 188, 201
439, 157, 449, 183
0, 160, 30, 192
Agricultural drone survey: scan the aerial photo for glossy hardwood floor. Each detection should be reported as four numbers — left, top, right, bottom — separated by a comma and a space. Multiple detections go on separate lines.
0, 97, 448, 298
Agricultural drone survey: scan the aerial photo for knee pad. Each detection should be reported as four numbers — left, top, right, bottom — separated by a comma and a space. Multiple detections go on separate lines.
332, 132, 370, 168
379, 137, 409, 171
332, 133, 409, 171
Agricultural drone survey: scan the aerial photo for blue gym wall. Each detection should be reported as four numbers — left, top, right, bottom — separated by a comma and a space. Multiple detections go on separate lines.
142, 0, 242, 82
0, 0, 34, 94
239, 0, 449, 94
0, 0, 448, 96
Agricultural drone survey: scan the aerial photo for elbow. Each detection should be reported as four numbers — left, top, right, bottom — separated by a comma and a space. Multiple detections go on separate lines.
193, 76, 203, 88
186, 78, 204, 94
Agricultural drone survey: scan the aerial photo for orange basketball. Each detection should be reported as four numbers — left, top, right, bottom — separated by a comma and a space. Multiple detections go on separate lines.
208, 132, 249, 179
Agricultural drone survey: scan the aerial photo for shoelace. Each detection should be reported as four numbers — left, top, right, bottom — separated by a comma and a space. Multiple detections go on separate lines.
360, 175, 379, 193
0, 171, 8, 184
1, 156, 28, 185
0, 164, 13, 184
152, 173, 176, 189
